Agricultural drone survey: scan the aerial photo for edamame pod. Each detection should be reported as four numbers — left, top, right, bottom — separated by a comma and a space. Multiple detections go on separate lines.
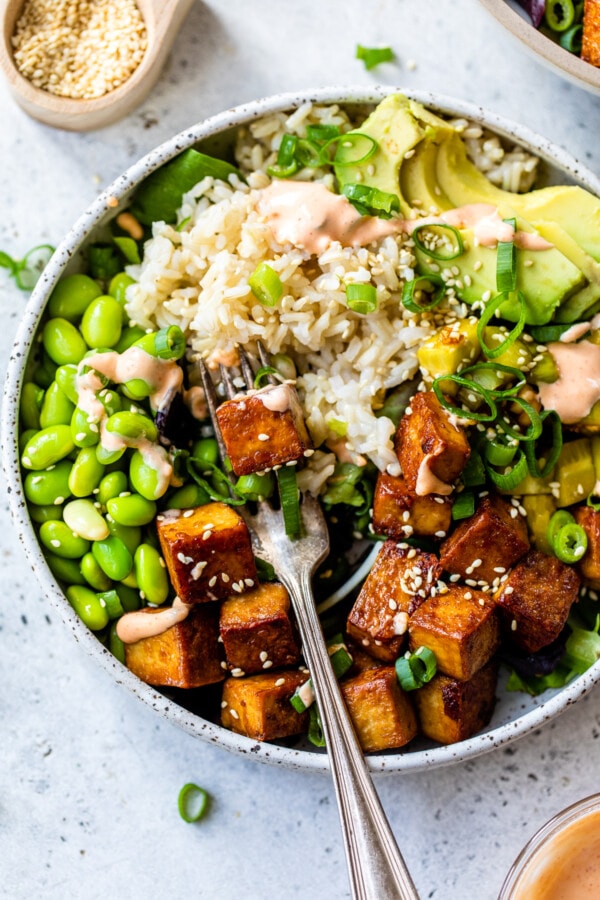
134, 543, 169, 605
39, 520, 90, 558
24, 459, 72, 506
92, 535, 133, 581
80, 552, 112, 591
20, 382, 44, 430
66, 585, 109, 631
39, 381, 76, 428
63, 499, 109, 541
44, 552, 87, 585
97, 470, 129, 505
48, 273, 102, 321
81, 295, 123, 349
21, 424, 75, 470
106, 494, 156, 526
68, 447, 105, 497
42, 317, 87, 365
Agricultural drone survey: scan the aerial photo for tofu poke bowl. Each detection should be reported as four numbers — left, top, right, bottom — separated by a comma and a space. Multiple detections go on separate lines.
5, 86, 600, 773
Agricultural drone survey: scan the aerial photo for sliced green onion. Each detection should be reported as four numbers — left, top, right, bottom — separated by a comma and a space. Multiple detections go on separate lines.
547, 509, 575, 547
14, 244, 55, 290
267, 133, 299, 178
355, 44, 395, 70
559, 23, 583, 52
308, 705, 326, 747
524, 409, 563, 478
277, 466, 301, 539
495, 396, 543, 443
255, 556, 276, 582
459, 362, 527, 399
401, 274, 446, 313
346, 283, 377, 315
412, 223, 464, 261
249, 262, 283, 307
484, 436, 518, 467
291, 637, 352, 713
87, 242, 121, 281
134, 325, 186, 360
295, 139, 324, 169
235, 472, 275, 501
587, 493, 600, 512
432, 375, 498, 422
332, 132, 378, 167
477, 291, 527, 359
341, 183, 400, 218
461, 448, 487, 487
395, 646, 437, 691
484, 447, 528, 490
113, 236, 141, 265
306, 124, 341, 143
253, 365, 279, 389
178, 783, 210, 823
545, 0, 575, 31
452, 491, 475, 521
186, 457, 246, 506
553, 522, 588, 563
496, 218, 517, 293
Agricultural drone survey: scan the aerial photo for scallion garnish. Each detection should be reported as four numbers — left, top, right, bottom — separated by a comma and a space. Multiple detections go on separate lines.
477, 290, 527, 359
496, 218, 517, 293
355, 44, 395, 70
484, 436, 518, 467
451, 491, 475, 520
345, 282, 377, 314
458, 361, 527, 398
461, 448, 487, 487
277, 466, 301, 539
290, 636, 353, 712
395, 646, 437, 691
529, 323, 581, 342
523, 409, 563, 478
495, 395, 543, 443
547, 510, 588, 563
267, 133, 299, 178
401, 274, 446, 313
306, 124, 341, 143
178, 783, 210, 823
253, 365, 280, 388
341, 183, 400, 218
249, 262, 284, 307
412, 223, 464, 261
308, 705, 326, 747
0, 243, 55, 290
432, 374, 498, 422
235, 472, 275, 501
484, 447, 528, 490
113, 235, 141, 265
559, 23, 583, 52
186, 457, 246, 506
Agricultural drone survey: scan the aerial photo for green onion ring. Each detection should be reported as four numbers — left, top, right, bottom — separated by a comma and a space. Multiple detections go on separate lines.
477, 290, 527, 359
496, 218, 517, 293
495, 395, 543, 443
346, 283, 377, 314
458, 362, 527, 398
432, 374, 498, 423
484, 436, 518, 467
412, 223, 464, 261
547, 509, 576, 547
401, 274, 446, 313
524, 409, 563, 478
178, 783, 210, 823
484, 447, 528, 490
395, 646, 437, 691
553, 523, 588, 564
277, 466, 301, 539
332, 132, 378, 166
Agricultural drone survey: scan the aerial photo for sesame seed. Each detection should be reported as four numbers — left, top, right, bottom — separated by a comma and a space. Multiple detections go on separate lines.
258, 433, 270, 441
229, 709, 239, 719
202, 530, 212, 540
231, 668, 245, 677
208, 576, 217, 587
221, 701, 228, 709
275, 678, 285, 687
511, 619, 518, 631
504, 586, 514, 595
262, 660, 273, 669
220, 661, 228, 669
221, 573, 230, 583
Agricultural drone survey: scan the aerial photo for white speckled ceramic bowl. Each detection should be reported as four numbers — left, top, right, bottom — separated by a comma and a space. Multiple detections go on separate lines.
479, 0, 600, 96
4, 86, 600, 774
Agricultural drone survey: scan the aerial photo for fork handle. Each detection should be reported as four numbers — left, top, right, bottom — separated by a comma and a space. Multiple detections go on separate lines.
284, 568, 420, 900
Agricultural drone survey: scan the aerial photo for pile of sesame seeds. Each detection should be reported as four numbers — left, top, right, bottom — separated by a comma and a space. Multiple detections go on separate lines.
12, 0, 147, 100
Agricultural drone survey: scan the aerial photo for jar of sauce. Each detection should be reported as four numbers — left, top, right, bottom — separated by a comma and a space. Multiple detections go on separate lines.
499, 793, 600, 899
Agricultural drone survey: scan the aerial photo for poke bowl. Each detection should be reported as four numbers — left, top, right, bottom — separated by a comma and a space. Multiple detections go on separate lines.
4, 85, 600, 774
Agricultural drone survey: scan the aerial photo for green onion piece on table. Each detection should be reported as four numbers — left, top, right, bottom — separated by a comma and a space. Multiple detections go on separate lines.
346, 283, 377, 314
249, 262, 283, 307
496, 218, 517, 293
355, 44, 395, 70
178, 783, 210, 823
412, 223, 464, 261
0, 244, 55, 290
401, 274, 446, 313
395, 646, 437, 691
276, 465, 301, 539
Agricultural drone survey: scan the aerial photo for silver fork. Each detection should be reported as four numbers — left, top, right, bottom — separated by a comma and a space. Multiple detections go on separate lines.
198, 347, 419, 900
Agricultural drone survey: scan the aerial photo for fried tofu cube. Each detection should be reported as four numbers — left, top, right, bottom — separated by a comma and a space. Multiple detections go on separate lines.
341, 666, 417, 752
395, 390, 470, 494
440, 494, 529, 586
495, 550, 580, 653
156, 501, 257, 603
583, 0, 600, 66
413, 659, 498, 745
347, 539, 443, 662
574, 505, 600, 589
124, 604, 224, 688
372, 472, 453, 539
408, 585, 500, 681
221, 669, 309, 741
219, 581, 301, 675
215, 382, 312, 476
345, 641, 384, 675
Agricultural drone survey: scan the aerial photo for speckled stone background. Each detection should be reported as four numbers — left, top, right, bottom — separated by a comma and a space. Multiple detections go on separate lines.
3, 1, 600, 897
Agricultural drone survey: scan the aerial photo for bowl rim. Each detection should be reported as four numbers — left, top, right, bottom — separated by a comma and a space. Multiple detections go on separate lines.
4, 83, 600, 775
478, 0, 600, 96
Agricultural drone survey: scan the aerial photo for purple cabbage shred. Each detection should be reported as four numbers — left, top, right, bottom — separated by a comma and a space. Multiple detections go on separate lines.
515, 0, 546, 29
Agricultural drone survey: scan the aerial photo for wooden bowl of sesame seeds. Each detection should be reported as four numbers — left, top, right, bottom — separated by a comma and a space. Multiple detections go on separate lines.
0, 0, 195, 131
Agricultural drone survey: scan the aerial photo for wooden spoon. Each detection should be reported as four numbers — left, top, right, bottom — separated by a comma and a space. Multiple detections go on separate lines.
0, 0, 195, 130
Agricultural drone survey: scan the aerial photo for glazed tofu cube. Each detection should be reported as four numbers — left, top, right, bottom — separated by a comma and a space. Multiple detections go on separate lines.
495, 550, 580, 653
583, 0, 600, 66
347, 540, 443, 662
344, 641, 383, 675
413, 659, 498, 745
221, 669, 309, 741
156, 501, 257, 603
372, 471, 453, 539
124, 604, 224, 688
219, 581, 301, 675
216, 382, 312, 476
440, 494, 529, 587
574, 505, 600, 589
341, 666, 417, 752
395, 390, 470, 494
408, 585, 500, 681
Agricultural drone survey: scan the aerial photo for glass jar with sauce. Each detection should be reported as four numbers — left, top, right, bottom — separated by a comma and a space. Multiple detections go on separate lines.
499, 793, 600, 900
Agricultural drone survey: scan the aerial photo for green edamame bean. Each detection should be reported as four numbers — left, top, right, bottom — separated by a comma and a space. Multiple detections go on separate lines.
81, 295, 123, 349
164, 482, 210, 510
109, 271, 136, 306
106, 518, 141, 555
95, 444, 126, 465
42, 317, 87, 366
114, 324, 146, 353
97, 470, 129, 505
105, 410, 157, 443
97, 589, 124, 619
63, 499, 109, 541
68, 447, 105, 497
55, 364, 79, 405
134, 543, 168, 605
20, 382, 44, 430
19, 428, 38, 453
48, 273, 102, 321
70, 407, 100, 448
44, 551, 87, 585
21, 424, 75, 470
80, 552, 112, 591
29, 504, 63, 523
120, 378, 154, 401
34, 351, 58, 389
115, 582, 141, 612
106, 494, 157, 526
129, 449, 169, 501
24, 459, 72, 506
120, 569, 138, 589
39, 381, 76, 428
39, 520, 90, 558
192, 437, 219, 466
66, 584, 109, 631
92, 535, 133, 581
108, 622, 126, 663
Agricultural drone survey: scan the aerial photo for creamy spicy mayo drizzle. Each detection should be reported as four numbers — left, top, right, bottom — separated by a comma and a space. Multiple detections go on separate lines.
116, 596, 191, 643
415, 454, 453, 496
78, 346, 183, 413
258, 183, 554, 254
538, 340, 600, 423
